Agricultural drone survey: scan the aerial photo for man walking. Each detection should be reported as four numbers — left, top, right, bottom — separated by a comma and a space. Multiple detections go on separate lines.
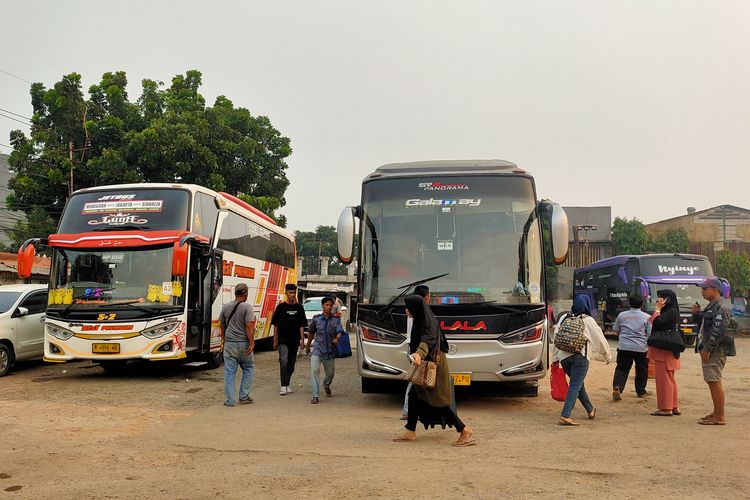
612, 294, 652, 400
220, 283, 256, 407
271, 283, 307, 395
306, 296, 346, 404
696, 277, 735, 425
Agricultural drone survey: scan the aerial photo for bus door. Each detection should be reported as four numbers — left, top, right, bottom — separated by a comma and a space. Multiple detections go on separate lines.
202, 248, 223, 352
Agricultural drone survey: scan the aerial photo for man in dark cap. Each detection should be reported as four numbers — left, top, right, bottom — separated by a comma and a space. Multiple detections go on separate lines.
696, 277, 735, 425
220, 283, 257, 407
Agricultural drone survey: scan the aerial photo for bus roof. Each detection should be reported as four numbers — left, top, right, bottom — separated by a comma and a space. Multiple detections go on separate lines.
575, 253, 709, 273
365, 160, 526, 180
72, 182, 294, 241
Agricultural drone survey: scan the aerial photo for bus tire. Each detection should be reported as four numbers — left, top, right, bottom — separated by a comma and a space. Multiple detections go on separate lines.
205, 351, 223, 369
99, 360, 128, 374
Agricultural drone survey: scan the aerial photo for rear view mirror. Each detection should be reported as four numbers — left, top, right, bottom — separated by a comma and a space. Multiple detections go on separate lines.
337, 207, 357, 264
172, 241, 188, 277
14, 306, 29, 318
17, 243, 35, 279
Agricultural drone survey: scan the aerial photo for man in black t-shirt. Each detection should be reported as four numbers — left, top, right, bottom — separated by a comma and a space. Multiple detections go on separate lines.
271, 283, 307, 395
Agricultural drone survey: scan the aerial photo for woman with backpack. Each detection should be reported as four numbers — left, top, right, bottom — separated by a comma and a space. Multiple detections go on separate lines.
553, 294, 612, 426
648, 289, 682, 416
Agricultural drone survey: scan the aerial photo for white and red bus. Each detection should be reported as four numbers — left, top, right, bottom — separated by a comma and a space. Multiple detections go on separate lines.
17, 183, 296, 371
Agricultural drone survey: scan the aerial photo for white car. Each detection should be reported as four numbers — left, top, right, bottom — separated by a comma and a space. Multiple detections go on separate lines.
302, 298, 324, 330
0, 284, 48, 376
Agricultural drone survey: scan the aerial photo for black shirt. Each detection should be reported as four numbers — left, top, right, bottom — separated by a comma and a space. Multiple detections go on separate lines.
271, 302, 307, 345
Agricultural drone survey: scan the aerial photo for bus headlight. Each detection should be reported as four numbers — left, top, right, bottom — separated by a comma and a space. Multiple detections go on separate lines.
141, 320, 181, 339
361, 325, 403, 344
499, 324, 543, 344
47, 324, 74, 341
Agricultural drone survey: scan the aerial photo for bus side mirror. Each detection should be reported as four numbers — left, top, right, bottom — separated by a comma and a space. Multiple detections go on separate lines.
337, 206, 357, 264
17, 242, 36, 279
172, 241, 188, 277
719, 278, 731, 299
549, 203, 569, 264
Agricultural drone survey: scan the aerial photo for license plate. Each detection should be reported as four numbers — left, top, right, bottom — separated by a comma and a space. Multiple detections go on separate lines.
451, 373, 471, 386
92, 343, 120, 354
680, 327, 692, 334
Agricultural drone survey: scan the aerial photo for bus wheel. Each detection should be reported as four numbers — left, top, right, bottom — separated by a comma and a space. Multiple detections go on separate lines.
205, 351, 223, 369
99, 360, 128, 374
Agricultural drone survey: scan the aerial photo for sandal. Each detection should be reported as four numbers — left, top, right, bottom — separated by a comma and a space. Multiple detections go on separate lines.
392, 433, 417, 442
452, 439, 478, 447
672, 408, 681, 416
588, 408, 597, 420
650, 410, 673, 416
558, 418, 579, 426
698, 419, 726, 425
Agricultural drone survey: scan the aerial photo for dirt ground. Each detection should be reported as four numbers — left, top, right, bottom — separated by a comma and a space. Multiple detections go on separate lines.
1, 338, 748, 499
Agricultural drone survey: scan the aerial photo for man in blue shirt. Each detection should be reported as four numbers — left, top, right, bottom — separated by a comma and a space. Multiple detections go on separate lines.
305, 296, 346, 404
612, 294, 652, 400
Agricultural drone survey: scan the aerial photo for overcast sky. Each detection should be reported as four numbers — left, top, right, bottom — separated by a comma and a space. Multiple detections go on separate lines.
1, 1, 748, 232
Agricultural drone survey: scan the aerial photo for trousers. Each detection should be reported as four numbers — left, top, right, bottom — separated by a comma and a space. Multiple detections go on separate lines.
405, 388, 465, 433
278, 343, 299, 386
612, 349, 649, 396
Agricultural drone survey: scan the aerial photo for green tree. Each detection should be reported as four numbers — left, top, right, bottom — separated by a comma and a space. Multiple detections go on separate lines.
611, 217, 652, 255
716, 250, 750, 297
5, 70, 292, 246
295, 225, 350, 275
652, 228, 690, 254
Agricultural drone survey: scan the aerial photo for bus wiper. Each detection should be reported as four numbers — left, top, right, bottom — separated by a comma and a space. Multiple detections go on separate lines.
90, 225, 150, 231
59, 288, 116, 317
98, 301, 166, 315
377, 273, 449, 317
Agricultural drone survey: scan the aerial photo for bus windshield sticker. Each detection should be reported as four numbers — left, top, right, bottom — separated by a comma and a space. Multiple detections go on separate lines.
418, 182, 469, 191
82, 200, 164, 214
437, 240, 454, 251
405, 198, 482, 207
87, 213, 149, 226
161, 282, 173, 296
656, 265, 701, 276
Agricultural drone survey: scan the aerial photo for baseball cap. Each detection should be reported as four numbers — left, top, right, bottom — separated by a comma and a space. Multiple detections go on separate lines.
235, 283, 249, 294
697, 277, 722, 289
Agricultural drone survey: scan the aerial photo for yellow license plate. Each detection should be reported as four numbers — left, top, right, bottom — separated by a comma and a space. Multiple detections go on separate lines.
680, 327, 692, 333
92, 343, 120, 354
451, 373, 471, 386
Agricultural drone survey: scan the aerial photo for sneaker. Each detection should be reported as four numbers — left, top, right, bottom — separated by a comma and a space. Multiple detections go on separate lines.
637, 391, 651, 398
612, 387, 621, 401
324, 385, 332, 397
238, 397, 254, 404
224, 402, 234, 407
310, 397, 320, 404
285, 386, 293, 394
279, 386, 287, 395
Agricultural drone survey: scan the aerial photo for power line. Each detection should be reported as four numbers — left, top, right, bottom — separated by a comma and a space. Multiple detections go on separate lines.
0, 107, 31, 121
0, 143, 13, 150
0, 68, 32, 84
0, 111, 30, 126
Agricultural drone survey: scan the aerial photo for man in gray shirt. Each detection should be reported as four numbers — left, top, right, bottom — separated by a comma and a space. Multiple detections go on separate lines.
220, 283, 256, 407
612, 294, 652, 401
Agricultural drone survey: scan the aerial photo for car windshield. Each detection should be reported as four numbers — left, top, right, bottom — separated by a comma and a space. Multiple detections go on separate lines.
47, 246, 185, 315
0, 291, 22, 314
303, 301, 323, 312
360, 175, 543, 305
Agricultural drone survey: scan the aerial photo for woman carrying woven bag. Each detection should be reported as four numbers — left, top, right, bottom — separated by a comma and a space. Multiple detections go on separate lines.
393, 294, 476, 447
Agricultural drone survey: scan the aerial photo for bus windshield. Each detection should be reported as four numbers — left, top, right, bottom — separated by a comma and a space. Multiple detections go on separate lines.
57, 188, 190, 233
47, 246, 185, 315
361, 176, 543, 305
646, 282, 708, 311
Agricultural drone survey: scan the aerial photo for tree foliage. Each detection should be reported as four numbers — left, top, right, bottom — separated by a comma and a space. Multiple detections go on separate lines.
295, 225, 351, 276
5, 70, 292, 246
652, 228, 690, 254
716, 250, 750, 297
612, 217, 653, 255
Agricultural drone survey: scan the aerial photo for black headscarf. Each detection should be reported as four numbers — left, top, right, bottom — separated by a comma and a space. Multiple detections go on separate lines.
405, 294, 447, 355
653, 288, 681, 357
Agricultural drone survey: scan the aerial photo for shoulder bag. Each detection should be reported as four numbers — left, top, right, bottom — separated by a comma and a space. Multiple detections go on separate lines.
647, 327, 685, 353
405, 333, 441, 389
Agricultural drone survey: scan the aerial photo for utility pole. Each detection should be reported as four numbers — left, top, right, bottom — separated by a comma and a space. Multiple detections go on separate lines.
68, 140, 74, 195
722, 205, 727, 250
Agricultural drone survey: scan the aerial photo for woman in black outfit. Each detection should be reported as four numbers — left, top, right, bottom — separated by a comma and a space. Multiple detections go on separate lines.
648, 289, 683, 416
393, 294, 476, 446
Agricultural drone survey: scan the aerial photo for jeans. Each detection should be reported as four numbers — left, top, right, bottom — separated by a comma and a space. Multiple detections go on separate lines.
561, 354, 594, 418
310, 354, 335, 398
278, 343, 299, 386
402, 382, 413, 415
224, 341, 255, 405
612, 349, 649, 395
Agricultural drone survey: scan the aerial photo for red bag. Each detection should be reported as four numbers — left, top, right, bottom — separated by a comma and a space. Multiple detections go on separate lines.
550, 362, 569, 402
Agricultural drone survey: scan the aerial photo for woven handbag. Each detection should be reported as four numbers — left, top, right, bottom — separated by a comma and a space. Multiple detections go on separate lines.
405, 333, 442, 389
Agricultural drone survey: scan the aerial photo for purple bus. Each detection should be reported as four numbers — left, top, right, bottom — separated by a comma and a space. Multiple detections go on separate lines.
573, 253, 729, 346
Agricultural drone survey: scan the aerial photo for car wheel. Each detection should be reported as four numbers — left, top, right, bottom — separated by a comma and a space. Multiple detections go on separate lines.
0, 344, 14, 377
